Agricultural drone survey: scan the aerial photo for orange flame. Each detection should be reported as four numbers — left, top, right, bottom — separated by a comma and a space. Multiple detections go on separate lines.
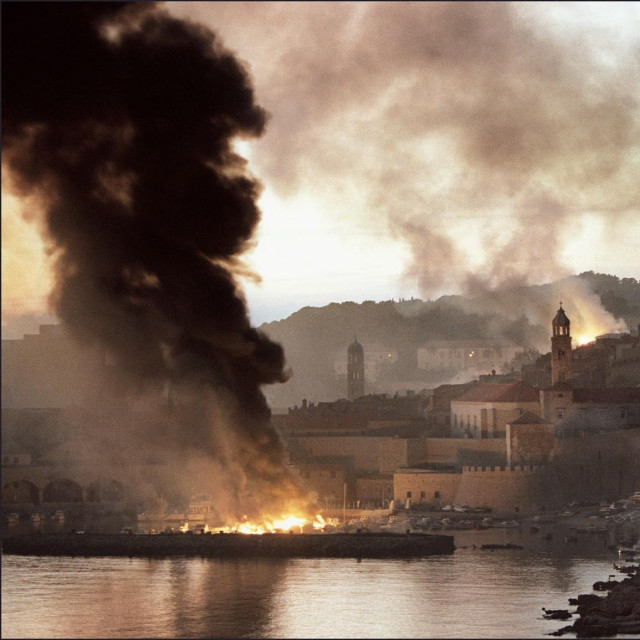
217, 513, 326, 535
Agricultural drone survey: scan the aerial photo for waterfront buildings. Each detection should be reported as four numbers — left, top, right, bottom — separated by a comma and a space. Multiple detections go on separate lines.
2, 303, 640, 517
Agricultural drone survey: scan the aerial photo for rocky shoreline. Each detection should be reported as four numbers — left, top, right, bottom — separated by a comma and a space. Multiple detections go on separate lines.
550, 568, 640, 637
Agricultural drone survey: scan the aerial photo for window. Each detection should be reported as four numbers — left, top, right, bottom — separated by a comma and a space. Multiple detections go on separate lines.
556, 408, 565, 420
434, 491, 441, 498
406, 491, 412, 499
420, 491, 426, 499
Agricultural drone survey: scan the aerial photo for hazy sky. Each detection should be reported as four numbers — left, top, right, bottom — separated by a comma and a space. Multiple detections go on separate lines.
3, 1, 639, 331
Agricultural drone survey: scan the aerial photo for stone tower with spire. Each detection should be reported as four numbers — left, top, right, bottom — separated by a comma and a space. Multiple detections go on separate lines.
347, 336, 365, 401
551, 302, 572, 385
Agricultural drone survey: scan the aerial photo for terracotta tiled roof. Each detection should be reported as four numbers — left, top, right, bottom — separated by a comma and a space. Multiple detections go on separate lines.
452, 379, 540, 403
572, 388, 640, 404
507, 411, 550, 425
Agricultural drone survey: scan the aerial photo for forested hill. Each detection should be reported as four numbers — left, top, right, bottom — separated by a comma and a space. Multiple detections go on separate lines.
259, 272, 640, 409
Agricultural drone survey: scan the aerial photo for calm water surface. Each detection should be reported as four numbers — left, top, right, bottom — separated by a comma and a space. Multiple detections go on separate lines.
1, 529, 624, 639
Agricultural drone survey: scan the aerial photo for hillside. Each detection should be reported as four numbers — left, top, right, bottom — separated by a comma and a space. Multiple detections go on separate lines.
259, 273, 640, 409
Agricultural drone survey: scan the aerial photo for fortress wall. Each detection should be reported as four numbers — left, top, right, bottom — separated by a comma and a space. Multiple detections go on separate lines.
453, 465, 566, 513
423, 437, 506, 465
393, 471, 462, 505
291, 436, 426, 474
551, 428, 640, 502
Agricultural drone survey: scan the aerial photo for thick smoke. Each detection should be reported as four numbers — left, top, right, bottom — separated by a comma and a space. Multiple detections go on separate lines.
3, 2, 309, 520
171, 2, 639, 327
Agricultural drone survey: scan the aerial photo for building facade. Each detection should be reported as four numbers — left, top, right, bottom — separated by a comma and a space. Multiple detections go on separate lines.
417, 340, 522, 375
450, 380, 541, 439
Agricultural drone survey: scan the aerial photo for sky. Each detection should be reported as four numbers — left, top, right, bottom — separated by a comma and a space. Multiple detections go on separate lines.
2, 1, 640, 334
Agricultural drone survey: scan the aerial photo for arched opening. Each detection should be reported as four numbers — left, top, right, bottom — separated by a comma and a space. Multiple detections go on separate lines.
2, 480, 40, 504
43, 479, 83, 503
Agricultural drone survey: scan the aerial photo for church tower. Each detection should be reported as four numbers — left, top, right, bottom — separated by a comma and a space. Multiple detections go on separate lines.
551, 302, 572, 385
347, 336, 365, 401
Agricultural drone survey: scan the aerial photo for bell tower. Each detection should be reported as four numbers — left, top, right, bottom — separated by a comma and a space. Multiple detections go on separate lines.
347, 336, 365, 401
551, 302, 572, 385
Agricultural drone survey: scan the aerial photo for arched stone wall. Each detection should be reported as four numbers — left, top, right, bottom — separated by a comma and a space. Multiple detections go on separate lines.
3, 479, 40, 504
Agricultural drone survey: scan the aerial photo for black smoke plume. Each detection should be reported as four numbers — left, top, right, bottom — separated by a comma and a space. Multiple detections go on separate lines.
2, 2, 308, 520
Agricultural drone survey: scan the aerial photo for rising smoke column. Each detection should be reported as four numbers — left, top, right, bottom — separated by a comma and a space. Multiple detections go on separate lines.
2, 2, 308, 519
178, 3, 639, 316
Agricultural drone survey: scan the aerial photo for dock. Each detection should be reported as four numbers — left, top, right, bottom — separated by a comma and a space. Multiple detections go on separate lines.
2, 531, 455, 559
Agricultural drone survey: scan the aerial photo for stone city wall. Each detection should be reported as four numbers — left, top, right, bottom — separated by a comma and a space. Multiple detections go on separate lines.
290, 436, 424, 474
393, 470, 462, 506
454, 465, 566, 513
423, 437, 507, 465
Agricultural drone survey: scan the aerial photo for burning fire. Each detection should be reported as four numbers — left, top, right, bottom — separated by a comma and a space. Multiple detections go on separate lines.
576, 334, 595, 346
219, 513, 326, 535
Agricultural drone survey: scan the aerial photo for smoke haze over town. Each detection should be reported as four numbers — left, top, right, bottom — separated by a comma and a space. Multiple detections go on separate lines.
2, 1, 639, 524
3, 6, 640, 637
3, 2, 639, 335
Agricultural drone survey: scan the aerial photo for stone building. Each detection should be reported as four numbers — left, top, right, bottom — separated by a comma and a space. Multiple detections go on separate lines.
416, 339, 522, 376
450, 379, 541, 439
286, 435, 425, 475
347, 337, 365, 401
505, 412, 555, 467
355, 474, 394, 508
334, 341, 397, 395
290, 455, 354, 506
540, 385, 640, 435
551, 303, 572, 385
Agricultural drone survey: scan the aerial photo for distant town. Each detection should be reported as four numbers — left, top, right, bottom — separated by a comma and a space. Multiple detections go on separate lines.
2, 296, 640, 539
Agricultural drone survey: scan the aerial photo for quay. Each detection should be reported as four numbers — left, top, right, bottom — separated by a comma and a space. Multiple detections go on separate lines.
2, 531, 455, 559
